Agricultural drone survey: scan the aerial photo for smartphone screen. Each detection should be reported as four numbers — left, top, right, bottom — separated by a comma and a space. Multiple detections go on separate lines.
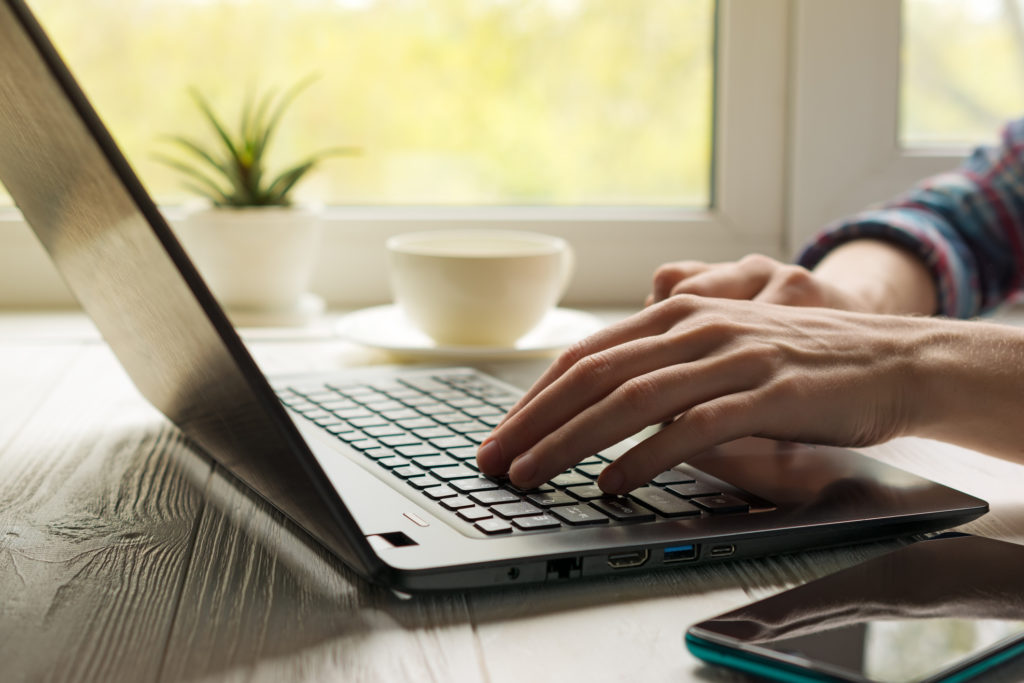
687, 535, 1024, 682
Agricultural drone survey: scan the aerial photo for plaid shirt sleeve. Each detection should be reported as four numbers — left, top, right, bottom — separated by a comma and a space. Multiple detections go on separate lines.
796, 119, 1024, 318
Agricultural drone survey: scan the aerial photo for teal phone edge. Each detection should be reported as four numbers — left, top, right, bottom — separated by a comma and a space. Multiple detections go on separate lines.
684, 631, 844, 683
686, 623, 1024, 683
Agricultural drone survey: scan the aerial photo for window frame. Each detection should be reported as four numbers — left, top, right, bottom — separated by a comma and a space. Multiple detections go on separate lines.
787, 0, 975, 250
0, 0, 791, 308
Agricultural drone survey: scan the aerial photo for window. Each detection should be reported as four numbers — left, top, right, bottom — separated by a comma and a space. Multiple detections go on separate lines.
788, 0, 988, 250
903, 0, 1024, 147
0, 1, 790, 307
23, 0, 714, 207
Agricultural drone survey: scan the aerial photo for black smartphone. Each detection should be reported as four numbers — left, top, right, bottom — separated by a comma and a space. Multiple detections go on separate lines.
686, 534, 1024, 682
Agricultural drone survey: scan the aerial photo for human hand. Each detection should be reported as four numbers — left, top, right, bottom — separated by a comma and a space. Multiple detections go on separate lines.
476, 296, 934, 493
645, 253, 873, 311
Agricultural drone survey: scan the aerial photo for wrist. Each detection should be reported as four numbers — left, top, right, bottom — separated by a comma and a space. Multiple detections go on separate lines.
812, 240, 938, 316
909, 318, 1024, 460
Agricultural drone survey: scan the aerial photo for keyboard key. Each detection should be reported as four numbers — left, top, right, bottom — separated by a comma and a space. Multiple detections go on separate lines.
406, 476, 437, 489
575, 463, 606, 479
506, 482, 555, 494
468, 489, 520, 506
666, 481, 723, 498
628, 487, 701, 517
448, 446, 479, 460
413, 426, 455, 440
380, 434, 421, 447
447, 397, 486, 408
392, 465, 424, 479
566, 485, 606, 501
457, 505, 492, 521
512, 514, 561, 531
475, 518, 513, 535
451, 477, 500, 493
652, 470, 696, 486
550, 505, 609, 526
423, 485, 458, 500
396, 444, 440, 458
324, 424, 355, 435
551, 472, 591, 488
463, 405, 503, 417
431, 412, 467, 424
429, 465, 479, 481
430, 435, 474, 449
412, 454, 458, 469
347, 415, 388, 428
690, 494, 750, 514
396, 417, 437, 430
441, 496, 476, 511
591, 497, 657, 523
526, 491, 577, 507
363, 447, 396, 460
413, 403, 450, 415
464, 431, 492, 444
491, 502, 543, 519
336, 407, 374, 420
364, 424, 406, 438
336, 430, 368, 442
381, 408, 421, 421
377, 456, 410, 469
448, 421, 488, 434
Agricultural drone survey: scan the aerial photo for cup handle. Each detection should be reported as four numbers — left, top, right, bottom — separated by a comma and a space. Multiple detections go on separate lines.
558, 242, 576, 300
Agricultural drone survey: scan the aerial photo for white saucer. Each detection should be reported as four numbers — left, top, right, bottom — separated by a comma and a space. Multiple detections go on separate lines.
335, 305, 605, 360
224, 293, 325, 328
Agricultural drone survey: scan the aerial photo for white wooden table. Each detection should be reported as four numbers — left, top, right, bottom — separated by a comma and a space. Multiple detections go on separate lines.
2, 310, 1024, 683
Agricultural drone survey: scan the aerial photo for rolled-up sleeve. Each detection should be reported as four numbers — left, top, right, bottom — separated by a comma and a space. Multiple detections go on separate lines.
796, 119, 1024, 318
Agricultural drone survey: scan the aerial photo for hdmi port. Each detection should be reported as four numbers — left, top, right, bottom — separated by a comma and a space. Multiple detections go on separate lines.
607, 550, 650, 569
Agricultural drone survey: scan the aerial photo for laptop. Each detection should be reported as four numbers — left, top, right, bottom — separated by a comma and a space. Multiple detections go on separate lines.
0, 0, 987, 592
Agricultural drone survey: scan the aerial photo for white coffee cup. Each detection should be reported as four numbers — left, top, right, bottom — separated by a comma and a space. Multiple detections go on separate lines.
386, 229, 575, 347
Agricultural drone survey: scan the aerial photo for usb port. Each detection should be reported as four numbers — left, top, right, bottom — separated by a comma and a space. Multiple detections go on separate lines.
709, 544, 735, 558
663, 544, 698, 564
606, 550, 650, 569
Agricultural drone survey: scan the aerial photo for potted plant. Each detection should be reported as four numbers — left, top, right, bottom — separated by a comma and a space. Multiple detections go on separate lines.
159, 78, 358, 324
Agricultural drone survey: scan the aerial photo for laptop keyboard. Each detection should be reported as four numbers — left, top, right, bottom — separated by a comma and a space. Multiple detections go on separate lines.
276, 369, 767, 537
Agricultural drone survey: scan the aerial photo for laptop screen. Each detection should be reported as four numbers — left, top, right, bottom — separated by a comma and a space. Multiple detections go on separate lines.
0, 0, 379, 578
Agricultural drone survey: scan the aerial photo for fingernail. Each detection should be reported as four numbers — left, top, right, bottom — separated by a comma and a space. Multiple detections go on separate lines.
599, 468, 625, 495
476, 438, 504, 475
509, 452, 538, 488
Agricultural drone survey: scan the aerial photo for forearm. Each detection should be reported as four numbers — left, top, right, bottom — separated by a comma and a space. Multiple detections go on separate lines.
812, 239, 938, 316
910, 317, 1024, 462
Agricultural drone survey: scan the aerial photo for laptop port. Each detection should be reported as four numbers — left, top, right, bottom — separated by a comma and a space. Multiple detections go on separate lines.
663, 544, 698, 564
709, 544, 735, 558
546, 557, 582, 580
606, 550, 650, 569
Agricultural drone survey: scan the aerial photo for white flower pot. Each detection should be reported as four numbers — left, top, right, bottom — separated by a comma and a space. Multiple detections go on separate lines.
176, 205, 322, 321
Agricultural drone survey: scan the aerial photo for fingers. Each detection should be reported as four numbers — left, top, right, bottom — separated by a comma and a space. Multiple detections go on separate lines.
751, 264, 827, 307
488, 331, 776, 492
597, 392, 759, 493
649, 254, 782, 305
479, 315, 719, 479
508, 360, 760, 492
488, 299, 696, 433
650, 261, 711, 304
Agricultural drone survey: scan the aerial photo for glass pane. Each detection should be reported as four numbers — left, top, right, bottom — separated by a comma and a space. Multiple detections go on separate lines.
6, 0, 714, 207
902, 0, 1024, 146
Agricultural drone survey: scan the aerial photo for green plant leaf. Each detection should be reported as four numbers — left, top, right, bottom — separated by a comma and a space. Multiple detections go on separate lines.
188, 87, 241, 168
156, 77, 358, 207
152, 153, 233, 205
